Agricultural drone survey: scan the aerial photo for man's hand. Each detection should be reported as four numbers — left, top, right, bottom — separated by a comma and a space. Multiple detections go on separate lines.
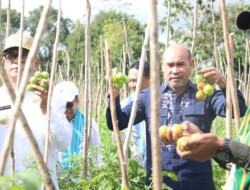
32, 79, 49, 114
177, 133, 224, 162
181, 121, 203, 136
197, 67, 226, 89
160, 121, 203, 145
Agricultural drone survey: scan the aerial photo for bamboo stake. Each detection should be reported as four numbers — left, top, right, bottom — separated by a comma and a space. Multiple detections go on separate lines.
121, 18, 132, 66
87, 66, 93, 145
226, 33, 234, 142
17, 0, 25, 89
225, 33, 234, 179
94, 60, 100, 121
122, 44, 128, 99
105, 39, 129, 188
190, 0, 198, 55
165, 0, 171, 47
83, 0, 91, 178
97, 35, 104, 129
0, 0, 2, 31
220, 0, 241, 133
5, 0, 10, 37
149, 0, 162, 189
44, 0, 61, 165
41, 2, 61, 190
210, 0, 219, 68
225, 33, 234, 141
123, 23, 149, 162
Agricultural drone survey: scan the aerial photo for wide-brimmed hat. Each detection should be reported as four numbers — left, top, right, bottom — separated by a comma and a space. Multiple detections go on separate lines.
2, 33, 33, 53
54, 81, 79, 102
236, 11, 250, 30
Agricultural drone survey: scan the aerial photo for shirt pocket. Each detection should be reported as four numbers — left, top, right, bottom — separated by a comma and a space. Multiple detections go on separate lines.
160, 107, 169, 126
183, 101, 206, 131
147, 107, 169, 132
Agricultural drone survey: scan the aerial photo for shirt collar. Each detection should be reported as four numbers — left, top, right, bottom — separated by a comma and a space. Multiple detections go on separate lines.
160, 80, 196, 94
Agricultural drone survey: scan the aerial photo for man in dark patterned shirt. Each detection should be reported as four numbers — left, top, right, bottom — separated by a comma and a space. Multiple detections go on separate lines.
106, 44, 247, 189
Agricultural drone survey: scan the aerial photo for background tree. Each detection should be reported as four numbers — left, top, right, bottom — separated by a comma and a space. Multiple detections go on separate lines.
25, 6, 72, 66
0, 8, 21, 48
90, 10, 144, 70
160, 0, 249, 73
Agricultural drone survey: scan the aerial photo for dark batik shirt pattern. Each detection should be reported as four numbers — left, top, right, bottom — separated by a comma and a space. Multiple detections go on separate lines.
161, 88, 193, 126
160, 87, 193, 151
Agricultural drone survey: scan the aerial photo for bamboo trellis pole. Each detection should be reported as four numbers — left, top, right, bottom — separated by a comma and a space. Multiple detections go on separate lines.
123, 23, 149, 162
225, 33, 234, 141
220, 0, 241, 133
83, 0, 91, 178
105, 39, 129, 188
149, 0, 162, 189
8, 0, 25, 179
41, 1, 61, 189
5, 0, 10, 37
44, 0, 61, 163
96, 35, 104, 129
122, 44, 128, 99
211, 0, 219, 69
190, 0, 198, 55
16, 0, 25, 89
121, 18, 132, 66
165, 0, 171, 47
87, 66, 93, 142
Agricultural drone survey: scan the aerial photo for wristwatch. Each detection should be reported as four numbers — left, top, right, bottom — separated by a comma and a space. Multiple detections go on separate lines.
215, 138, 232, 162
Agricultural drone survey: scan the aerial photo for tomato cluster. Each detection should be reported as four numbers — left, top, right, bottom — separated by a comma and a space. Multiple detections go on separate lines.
159, 124, 183, 140
112, 72, 129, 89
26, 71, 49, 91
195, 74, 215, 101
159, 124, 201, 151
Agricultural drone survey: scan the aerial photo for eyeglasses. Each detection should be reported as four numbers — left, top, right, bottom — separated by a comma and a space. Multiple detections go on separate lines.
4, 53, 28, 63
66, 101, 74, 108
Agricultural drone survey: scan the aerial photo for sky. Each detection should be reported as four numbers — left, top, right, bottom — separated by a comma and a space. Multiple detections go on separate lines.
2, 0, 248, 23
1, 0, 166, 24
1, 0, 248, 42
2, 0, 247, 23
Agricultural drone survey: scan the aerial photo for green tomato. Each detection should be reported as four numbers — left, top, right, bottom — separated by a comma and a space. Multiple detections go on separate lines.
26, 84, 34, 91
114, 81, 123, 89
195, 74, 205, 84
39, 81, 48, 89
124, 76, 129, 84
203, 83, 214, 96
116, 72, 124, 81
177, 136, 191, 151
112, 75, 118, 83
29, 76, 38, 84
34, 71, 42, 78
41, 71, 49, 79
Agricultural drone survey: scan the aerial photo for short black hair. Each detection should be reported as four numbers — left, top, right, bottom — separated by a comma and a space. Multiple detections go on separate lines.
129, 60, 150, 78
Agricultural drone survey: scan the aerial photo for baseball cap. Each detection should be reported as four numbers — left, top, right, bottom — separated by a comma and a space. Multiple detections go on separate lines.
236, 11, 250, 30
2, 33, 33, 53
54, 81, 79, 102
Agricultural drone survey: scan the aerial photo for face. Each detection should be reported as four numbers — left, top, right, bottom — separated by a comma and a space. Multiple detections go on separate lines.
2, 48, 40, 85
128, 68, 149, 93
64, 97, 79, 121
161, 44, 194, 94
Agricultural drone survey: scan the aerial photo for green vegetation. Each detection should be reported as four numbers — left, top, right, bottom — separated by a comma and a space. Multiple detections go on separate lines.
0, 0, 249, 189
